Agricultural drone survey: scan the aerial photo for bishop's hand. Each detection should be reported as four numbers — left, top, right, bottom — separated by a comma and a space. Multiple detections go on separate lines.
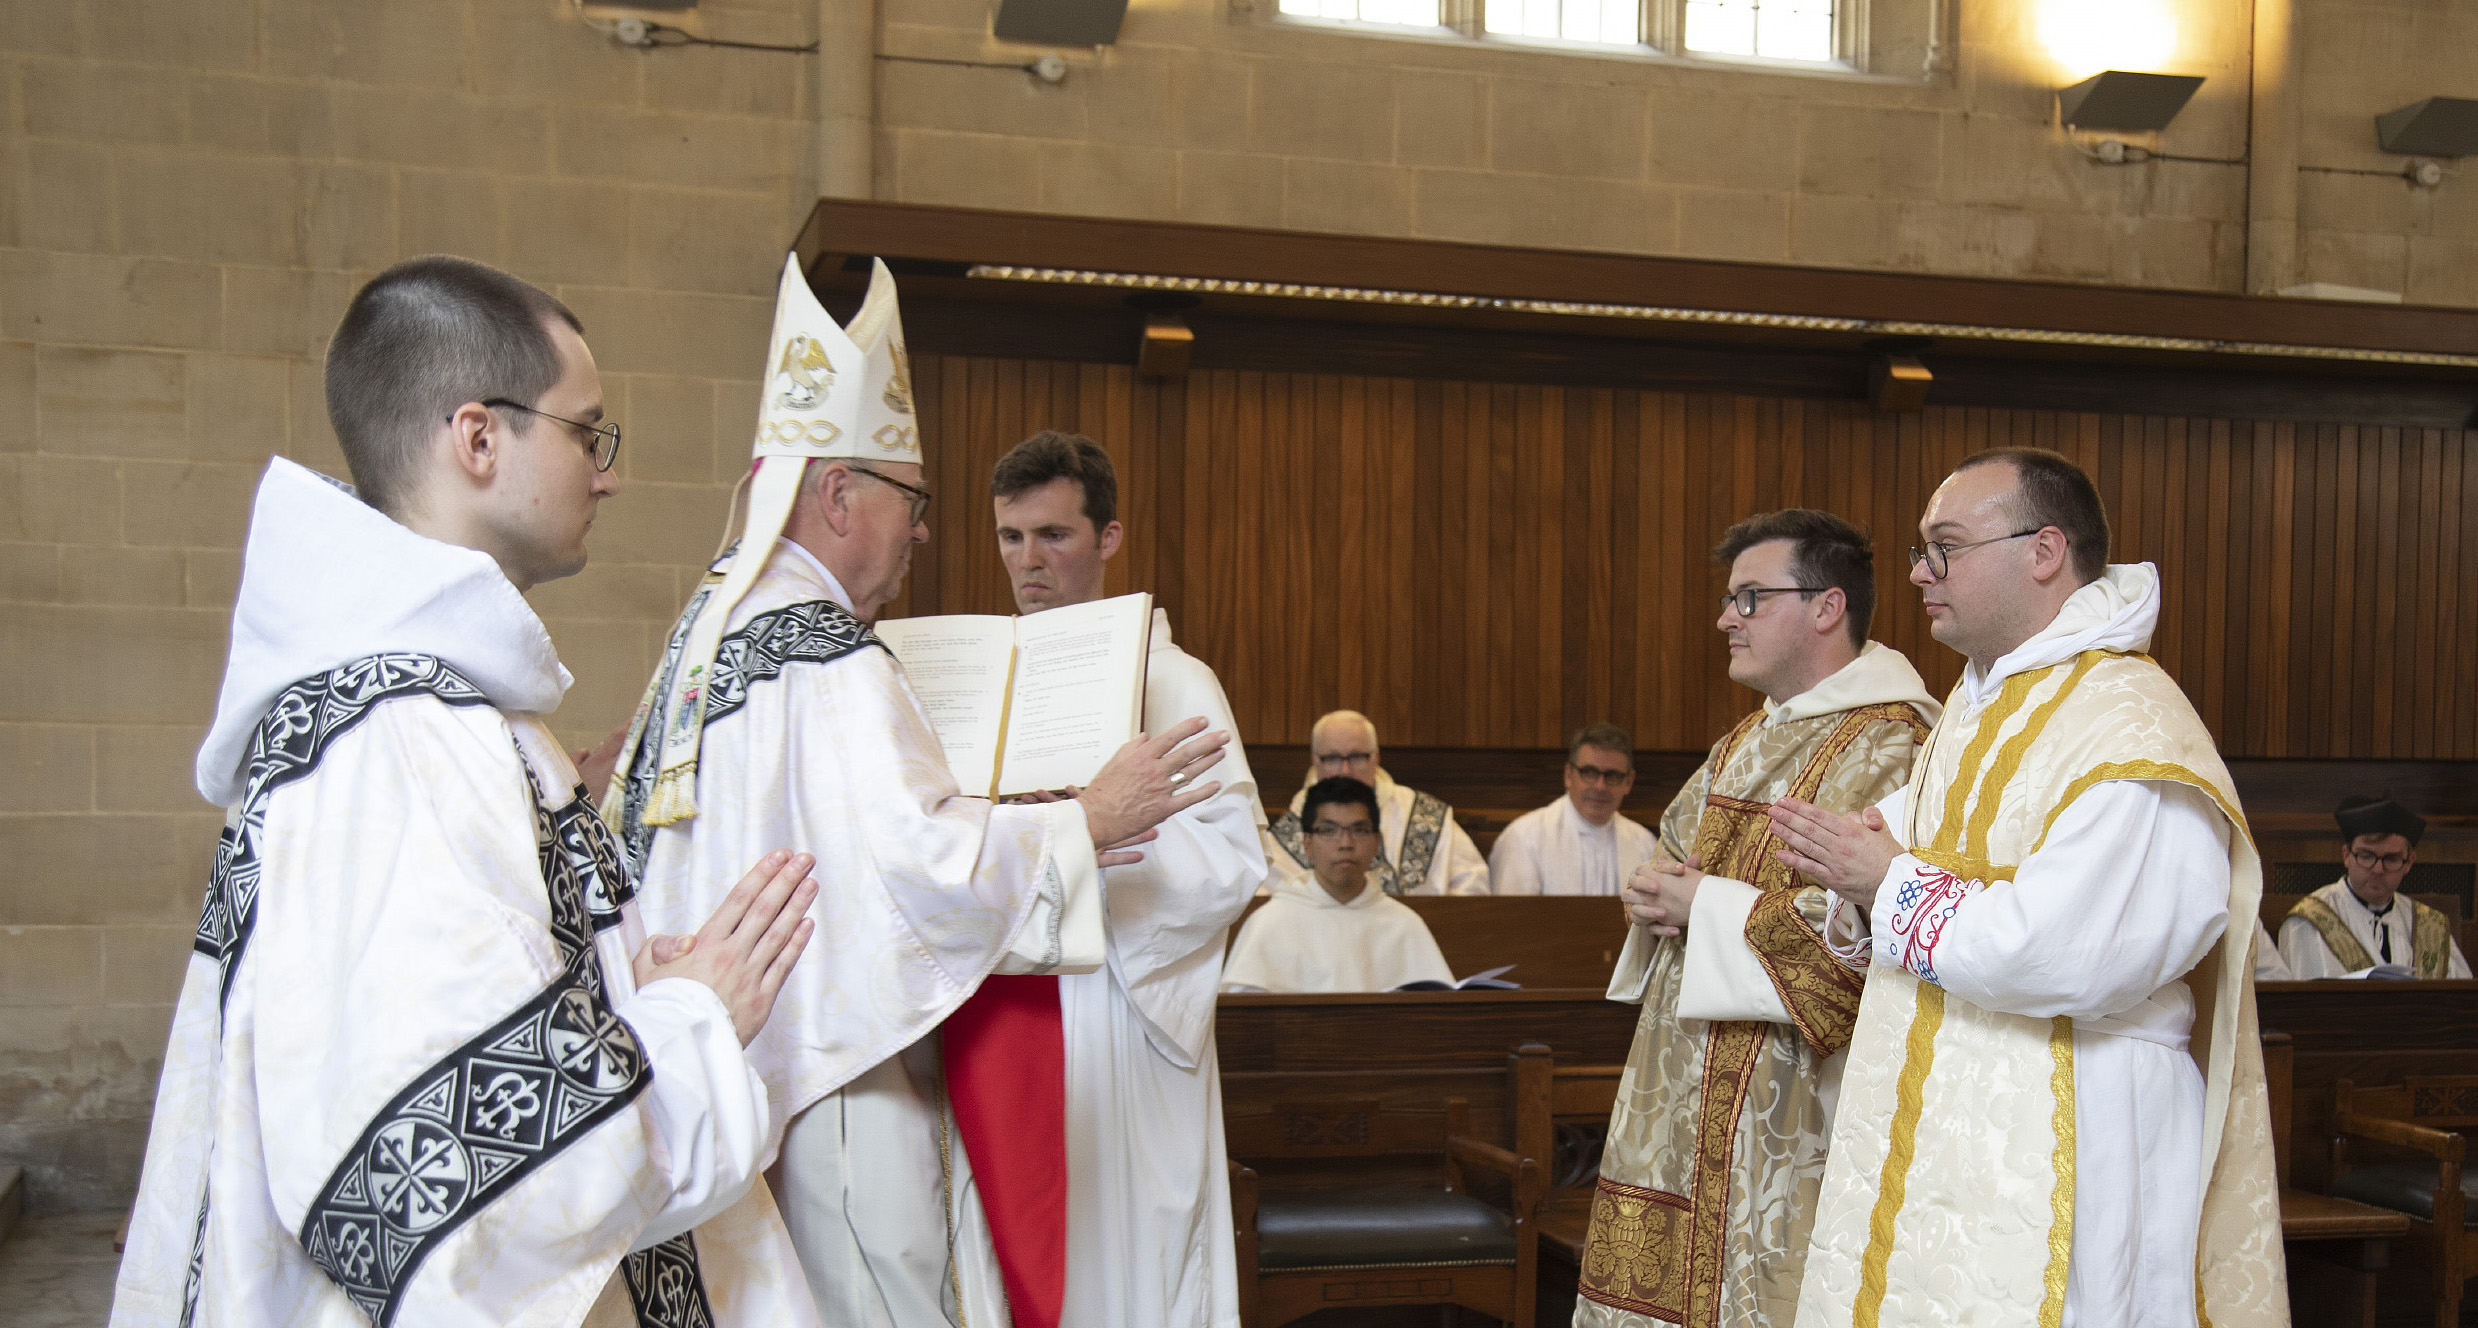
1768, 799, 1898, 909
638, 849, 819, 1045
1622, 852, 1703, 935
1077, 716, 1230, 853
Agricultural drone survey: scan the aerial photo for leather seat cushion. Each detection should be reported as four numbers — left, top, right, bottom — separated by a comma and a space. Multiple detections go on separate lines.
1255, 1186, 1517, 1269
2331, 1162, 2478, 1224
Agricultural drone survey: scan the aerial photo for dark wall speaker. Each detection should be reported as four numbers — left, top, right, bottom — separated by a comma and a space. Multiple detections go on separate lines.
2376, 98, 2478, 159
994, 0, 1126, 45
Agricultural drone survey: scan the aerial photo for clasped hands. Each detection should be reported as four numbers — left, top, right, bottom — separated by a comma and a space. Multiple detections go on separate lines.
1622, 799, 1903, 935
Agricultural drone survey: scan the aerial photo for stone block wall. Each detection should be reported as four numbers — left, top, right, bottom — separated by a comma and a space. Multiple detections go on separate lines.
0, 0, 816, 1213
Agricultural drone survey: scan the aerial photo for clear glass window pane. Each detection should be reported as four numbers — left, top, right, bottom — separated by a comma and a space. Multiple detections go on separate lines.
1283, 0, 1440, 23
1485, 0, 1638, 44
1683, 0, 1836, 59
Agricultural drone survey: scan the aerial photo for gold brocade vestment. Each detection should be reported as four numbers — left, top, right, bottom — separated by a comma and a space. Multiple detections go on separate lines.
1577, 690, 1928, 1328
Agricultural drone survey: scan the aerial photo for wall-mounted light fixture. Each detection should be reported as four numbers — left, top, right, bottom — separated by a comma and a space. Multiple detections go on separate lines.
2057, 70, 2205, 132
2376, 97, 2478, 159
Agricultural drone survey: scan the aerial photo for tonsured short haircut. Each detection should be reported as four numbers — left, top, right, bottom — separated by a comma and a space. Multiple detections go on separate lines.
1953, 446, 2112, 585
1301, 776, 1381, 832
324, 256, 582, 514
1711, 508, 1877, 647
990, 429, 1118, 532
1567, 723, 1634, 766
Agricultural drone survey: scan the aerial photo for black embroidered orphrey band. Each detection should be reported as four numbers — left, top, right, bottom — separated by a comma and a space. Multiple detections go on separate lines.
193, 654, 491, 1008
616, 592, 881, 872
1267, 788, 1454, 897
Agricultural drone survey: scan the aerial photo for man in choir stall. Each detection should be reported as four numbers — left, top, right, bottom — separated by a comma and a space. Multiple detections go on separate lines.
1265, 709, 1492, 896
608, 257, 1230, 1328
1773, 447, 2285, 1328
986, 429, 1268, 1328
2280, 794, 2471, 979
1224, 777, 1458, 993
1488, 722, 1657, 896
1575, 508, 1937, 1328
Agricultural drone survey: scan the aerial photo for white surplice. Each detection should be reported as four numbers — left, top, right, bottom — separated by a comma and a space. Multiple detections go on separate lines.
1059, 609, 1266, 1328
116, 459, 815, 1328
1263, 768, 1491, 897
1810, 569, 2260, 1328
1487, 795, 1657, 897
615, 538, 1105, 1328
1221, 874, 1456, 993
2278, 878, 2473, 979
2254, 918, 2293, 982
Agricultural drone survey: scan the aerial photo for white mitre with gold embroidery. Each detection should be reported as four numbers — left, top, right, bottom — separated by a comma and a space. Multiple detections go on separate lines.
635, 253, 919, 826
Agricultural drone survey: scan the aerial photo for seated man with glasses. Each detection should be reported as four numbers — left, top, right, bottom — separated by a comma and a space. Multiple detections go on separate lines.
1489, 722, 1657, 896
1263, 709, 1491, 896
1223, 777, 1455, 993
2279, 794, 2470, 978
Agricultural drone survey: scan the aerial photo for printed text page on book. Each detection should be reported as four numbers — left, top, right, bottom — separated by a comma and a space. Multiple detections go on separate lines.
998, 593, 1151, 795
873, 614, 1017, 797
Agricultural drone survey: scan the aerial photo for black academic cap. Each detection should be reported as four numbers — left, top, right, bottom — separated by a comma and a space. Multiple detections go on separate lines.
2336, 793, 2426, 847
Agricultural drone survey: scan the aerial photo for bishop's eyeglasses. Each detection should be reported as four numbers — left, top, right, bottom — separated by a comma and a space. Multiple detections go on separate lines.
848, 465, 935, 525
476, 398, 623, 471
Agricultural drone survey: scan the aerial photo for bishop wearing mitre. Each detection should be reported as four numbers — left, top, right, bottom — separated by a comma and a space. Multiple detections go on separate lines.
608, 257, 1225, 1328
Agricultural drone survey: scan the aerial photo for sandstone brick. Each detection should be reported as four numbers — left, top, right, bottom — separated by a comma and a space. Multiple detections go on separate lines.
881, 57, 1086, 141
186, 354, 291, 462
0, 927, 101, 1006
187, 76, 336, 158
332, 87, 552, 175
1676, 188, 1791, 263
1040, 141, 1178, 219
0, 0, 82, 56
260, 0, 467, 86
0, 813, 218, 924
121, 461, 258, 549
60, 546, 185, 606
185, 548, 241, 608
37, 347, 186, 460
81, 0, 254, 71
100, 926, 191, 1005
0, 542, 61, 602
0, 607, 227, 724
626, 188, 791, 297
16, 140, 114, 254
539, 618, 658, 735
283, 359, 349, 476
397, 170, 508, 265
18, 58, 187, 143
526, 558, 684, 623
1283, 158, 1412, 237
498, 179, 632, 287
0, 724, 94, 812
1250, 61, 1394, 163
1084, 50, 1185, 150
887, 129, 1051, 213
615, 374, 718, 483
0, 342, 33, 452
74, 1003, 179, 1115
1649, 89, 1800, 194
220, 264, 356, 357
2406, 236, 2478, 309
1790, 192, 1931, 270
467, 0, 643, 113
1796, 104, 1944, 199
299, 162, 398, 271
551, 107, 805, 195
94, 724, 209, 815
1396, 71, 1488, 171
1175, 150, 1287, 229
579, 478, 736, 568
5, 455, 123, 544
642, 22, 813, 118
557, 286, 771, 379
116, 149, 299, 265
711, 379, 761, 482
1167, 54, 1253, 156
2301, 227, 2409, 295
1489, 78, 1643, 182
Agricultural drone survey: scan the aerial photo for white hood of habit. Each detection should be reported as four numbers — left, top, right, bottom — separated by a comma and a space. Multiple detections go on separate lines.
194, 457, 571, 805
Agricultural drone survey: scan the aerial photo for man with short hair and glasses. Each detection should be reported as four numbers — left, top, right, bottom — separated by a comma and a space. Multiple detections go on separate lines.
1575, 508, 1936, 1328
1489, 722, 1656, 896
1264, 709, 1491, 896
1221, 777, 1454, 993
2280, 794, 2469, 978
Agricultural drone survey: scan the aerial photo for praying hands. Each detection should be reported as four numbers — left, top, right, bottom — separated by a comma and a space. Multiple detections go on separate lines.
1768, 798, 1900, 908
1621, 852, 1705, 936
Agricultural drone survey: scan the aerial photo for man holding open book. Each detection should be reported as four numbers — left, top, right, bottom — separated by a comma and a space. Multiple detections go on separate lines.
608, 260, 1229, 1328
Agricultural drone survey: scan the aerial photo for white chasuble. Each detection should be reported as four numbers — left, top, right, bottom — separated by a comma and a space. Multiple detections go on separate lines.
1221, 875, 1456, 993
1060, 609, 1266, 1328
2277, 878, 2471, 979
1264, 769, 1491, 897
1578, 641, 1935, 1328
1488, 796, 1658, 897
612, 538, 1104, 1327
116, 459, 813, 1328
1795, 566, 2287, 1328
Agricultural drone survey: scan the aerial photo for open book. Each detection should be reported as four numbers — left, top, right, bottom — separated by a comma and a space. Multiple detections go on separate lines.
875, 592, 1152, 798
1392, 964, 1521, 992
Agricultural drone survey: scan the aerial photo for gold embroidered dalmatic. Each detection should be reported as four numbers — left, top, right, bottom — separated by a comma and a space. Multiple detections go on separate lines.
1578, 645, 1933, 1328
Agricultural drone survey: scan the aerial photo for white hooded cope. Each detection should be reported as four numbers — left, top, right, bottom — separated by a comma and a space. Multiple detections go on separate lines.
638, 254, 920, 827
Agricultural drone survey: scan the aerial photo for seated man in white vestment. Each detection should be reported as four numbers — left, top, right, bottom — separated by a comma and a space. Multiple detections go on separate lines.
1225, 777, 1456, 993
611, 259, 1228, 1328
1487, 722, 1656, 896
113, 257, 825, 1328
2279, 794, 2471, 979
1774, 447, 2285, 1328
1264, 710, 1491, 896
988, 430, 1267, 1328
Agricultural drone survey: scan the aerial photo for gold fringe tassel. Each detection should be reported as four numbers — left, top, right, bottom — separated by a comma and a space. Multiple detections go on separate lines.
640, 762, 701, 827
